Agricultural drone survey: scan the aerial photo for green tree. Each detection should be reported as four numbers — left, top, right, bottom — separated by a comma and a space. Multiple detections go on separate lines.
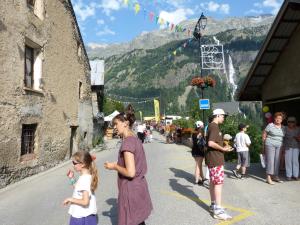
103, 97, 125, 115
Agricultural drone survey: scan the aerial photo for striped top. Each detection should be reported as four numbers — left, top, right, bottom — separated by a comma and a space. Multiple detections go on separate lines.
265, 123, 285, 147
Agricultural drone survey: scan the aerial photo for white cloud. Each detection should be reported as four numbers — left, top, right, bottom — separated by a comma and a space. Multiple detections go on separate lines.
200, 1, 230, 14
99, 0, 123, 16
159, 8, 194, 25
73, 0, 97, 21
163, 0, 189, 8
262, 0, 282, 14
96, 26, 116, 36
97, 19, 105, 25
88, 42, 109, 49
250, 0, 283, 15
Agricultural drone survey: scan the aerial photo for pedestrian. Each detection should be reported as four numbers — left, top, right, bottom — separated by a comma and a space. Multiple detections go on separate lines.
137, 123, 145, 143
104, 105, 153, 225
205, 109, 233, 220
284, 117, 300, 181
165, 122, 171, 143
262, 112, 286, 185
63, 150, 99, 225
232, 124, 251, 179
191, 127, 206, 185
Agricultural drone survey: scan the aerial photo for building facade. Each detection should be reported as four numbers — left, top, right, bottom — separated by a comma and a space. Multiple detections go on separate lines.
238, 0, 300, 122
0, 0, 93, 188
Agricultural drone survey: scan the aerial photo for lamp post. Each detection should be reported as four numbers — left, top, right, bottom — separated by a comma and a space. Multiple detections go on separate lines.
193, 12, 207, 123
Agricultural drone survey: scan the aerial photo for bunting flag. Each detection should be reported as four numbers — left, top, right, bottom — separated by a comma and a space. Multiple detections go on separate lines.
155, 15, 159, 24
149, 12, 154, 21
134, 3, 140, 14
121, 0, 199, 61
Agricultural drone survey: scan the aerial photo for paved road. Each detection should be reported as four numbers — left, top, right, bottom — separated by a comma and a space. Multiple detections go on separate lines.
0, 132, 299, 225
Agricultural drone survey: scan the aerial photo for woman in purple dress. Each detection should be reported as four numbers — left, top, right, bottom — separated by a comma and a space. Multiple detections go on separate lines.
104, 105, 153, 225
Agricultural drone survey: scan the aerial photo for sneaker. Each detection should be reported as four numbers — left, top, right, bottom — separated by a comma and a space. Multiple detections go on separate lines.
213, 208, 232, 220
209, 204, 216, 213
240, 174, 246, 180
232, 169, 241, 178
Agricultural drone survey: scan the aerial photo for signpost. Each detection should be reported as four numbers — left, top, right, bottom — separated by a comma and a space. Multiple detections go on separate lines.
199, 99, 210, 110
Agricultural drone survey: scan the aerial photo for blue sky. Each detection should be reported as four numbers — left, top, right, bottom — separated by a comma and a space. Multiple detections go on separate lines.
71, 0, 284, 48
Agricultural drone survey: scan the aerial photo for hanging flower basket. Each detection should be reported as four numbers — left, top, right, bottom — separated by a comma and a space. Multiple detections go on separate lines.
191, 76, 216, 88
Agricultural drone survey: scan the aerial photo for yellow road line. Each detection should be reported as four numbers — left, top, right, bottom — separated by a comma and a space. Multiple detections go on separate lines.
161, 190, 254, 225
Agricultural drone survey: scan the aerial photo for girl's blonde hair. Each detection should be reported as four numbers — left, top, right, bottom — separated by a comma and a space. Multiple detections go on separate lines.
73, 150, 99, 193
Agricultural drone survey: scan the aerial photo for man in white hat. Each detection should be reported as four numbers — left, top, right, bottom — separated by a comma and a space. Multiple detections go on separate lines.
206, 108, 233, 220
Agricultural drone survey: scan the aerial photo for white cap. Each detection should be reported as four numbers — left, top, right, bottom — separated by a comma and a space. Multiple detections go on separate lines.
196, 121, 204, 128
213, 108, 226, 116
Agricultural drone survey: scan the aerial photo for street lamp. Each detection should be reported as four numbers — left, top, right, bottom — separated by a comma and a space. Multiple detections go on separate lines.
193, 12, 207, 123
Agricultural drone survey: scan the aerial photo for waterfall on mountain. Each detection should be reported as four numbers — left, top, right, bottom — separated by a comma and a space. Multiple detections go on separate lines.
227, 55, 238, 100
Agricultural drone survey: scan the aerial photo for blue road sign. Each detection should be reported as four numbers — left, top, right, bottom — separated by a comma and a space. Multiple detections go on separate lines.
199, 99, 210, 110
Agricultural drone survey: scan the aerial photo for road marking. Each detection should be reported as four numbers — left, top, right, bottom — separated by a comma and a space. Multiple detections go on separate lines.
161, 191, 254, 225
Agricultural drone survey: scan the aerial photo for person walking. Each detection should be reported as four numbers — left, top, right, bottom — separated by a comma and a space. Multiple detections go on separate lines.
262, 112, 286, 185
232, 124, 251, 179
63, 150, 99, 225
205, 109, 233, 220
284, 117, 300, 181
191, 127, 206, 185
104, 105, 153, 225
137, 123, 146, 143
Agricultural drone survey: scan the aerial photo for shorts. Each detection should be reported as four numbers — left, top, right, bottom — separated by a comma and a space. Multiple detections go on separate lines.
208, 165, 224, 185
70, 215, 97, 225
237, 151, 250, 167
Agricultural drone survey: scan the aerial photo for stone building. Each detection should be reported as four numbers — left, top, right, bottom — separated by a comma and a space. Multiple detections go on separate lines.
238, 0, 300, 122
0, 0, 93, 188
90, 60, 105, 145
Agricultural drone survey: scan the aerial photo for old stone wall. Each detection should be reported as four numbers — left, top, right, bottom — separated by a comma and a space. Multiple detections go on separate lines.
0, 0, 92, 188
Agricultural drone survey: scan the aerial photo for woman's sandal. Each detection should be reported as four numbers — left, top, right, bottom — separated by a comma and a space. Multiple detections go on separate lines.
266, 180, 275, 185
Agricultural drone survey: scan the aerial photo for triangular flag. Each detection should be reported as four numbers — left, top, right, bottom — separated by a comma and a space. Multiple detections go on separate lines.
149, 12, 154, 21
166, 21, 170, 28
134, 3, 140, 14
124, 0, 129, 5
173, 50, 177, 56
143, 9, 147, 19
155, 16, 159, 24
159, 18, 164, 25
170, 24, 174, 30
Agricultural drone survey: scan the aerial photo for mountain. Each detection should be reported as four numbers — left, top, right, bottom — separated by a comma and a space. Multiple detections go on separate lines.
88, 15, 274, 121
87, 15, 274, 59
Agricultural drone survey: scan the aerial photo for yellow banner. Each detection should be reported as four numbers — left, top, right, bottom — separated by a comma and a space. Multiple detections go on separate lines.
139, 111, 143, 122
154, 99, 160, 122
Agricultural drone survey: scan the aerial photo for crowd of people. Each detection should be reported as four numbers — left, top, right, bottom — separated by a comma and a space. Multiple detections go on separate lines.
62, 106, 300, 224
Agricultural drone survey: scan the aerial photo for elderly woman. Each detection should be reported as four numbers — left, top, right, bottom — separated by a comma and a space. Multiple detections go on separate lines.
262, 112, 286, 185
284, 117, 300, 180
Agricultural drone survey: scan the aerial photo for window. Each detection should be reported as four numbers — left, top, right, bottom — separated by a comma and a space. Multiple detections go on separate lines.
79, 81, 82, 99
21, 124, 37, 156
25, 45, 34, 88
24, 40, 43, 91
27, 0, 35, 7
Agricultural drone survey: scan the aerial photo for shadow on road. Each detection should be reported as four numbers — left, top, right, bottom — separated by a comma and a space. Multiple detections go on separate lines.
224, 163, 266, 182
169, 178, 210, 212
170, 167, 194, 184
102, 198, 118, 225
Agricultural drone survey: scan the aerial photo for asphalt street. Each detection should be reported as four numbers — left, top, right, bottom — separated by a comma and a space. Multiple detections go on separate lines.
0, 132, 299, 225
